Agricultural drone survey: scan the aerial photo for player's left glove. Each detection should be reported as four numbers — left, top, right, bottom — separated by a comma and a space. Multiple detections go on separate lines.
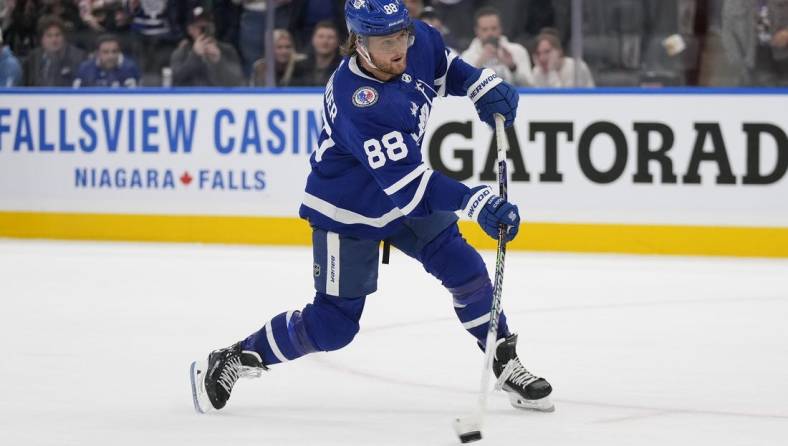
461, 185, 520, 242
464, 68, 519, 128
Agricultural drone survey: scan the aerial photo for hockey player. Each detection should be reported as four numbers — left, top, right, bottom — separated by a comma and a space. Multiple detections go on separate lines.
191, 0, 553, 415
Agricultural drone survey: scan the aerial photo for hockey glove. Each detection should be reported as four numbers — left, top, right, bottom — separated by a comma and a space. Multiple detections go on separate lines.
464, 68, 519, 128
461, 185, 520, 242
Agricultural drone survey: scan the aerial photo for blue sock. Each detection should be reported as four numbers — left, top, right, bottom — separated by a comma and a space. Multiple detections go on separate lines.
241, 293, 366, 366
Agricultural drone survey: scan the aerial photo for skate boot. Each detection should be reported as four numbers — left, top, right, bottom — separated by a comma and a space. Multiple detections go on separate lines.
190, 342, 266, 413
492, 334, 554, 412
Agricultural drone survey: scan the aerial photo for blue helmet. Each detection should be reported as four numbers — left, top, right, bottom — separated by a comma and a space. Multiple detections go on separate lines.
345, 0, 411, 37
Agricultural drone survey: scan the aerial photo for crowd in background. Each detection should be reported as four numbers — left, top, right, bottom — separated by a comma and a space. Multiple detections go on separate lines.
0, 0, 785, 88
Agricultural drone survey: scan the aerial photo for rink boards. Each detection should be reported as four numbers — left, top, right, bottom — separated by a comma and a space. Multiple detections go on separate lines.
1, 88, 787, 257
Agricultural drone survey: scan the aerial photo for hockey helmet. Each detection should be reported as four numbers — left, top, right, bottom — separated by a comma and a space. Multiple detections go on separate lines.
345, 0, 411, 37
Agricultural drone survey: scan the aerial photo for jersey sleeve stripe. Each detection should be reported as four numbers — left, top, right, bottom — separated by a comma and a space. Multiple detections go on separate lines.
302, 193, 404, 227
383, 164, 429, 195
434, 49, 457, 97
399, 169, 434, 216
315, 135, 335, 162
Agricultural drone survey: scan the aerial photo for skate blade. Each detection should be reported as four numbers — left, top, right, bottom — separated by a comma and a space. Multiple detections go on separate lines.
190, 360, 213, 414
507, 393, 555, 413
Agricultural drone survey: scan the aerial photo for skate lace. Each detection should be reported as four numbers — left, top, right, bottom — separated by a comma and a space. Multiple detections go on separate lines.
217, 355, 243, 395
507, 359, 540, 388
495, 358, 540, 392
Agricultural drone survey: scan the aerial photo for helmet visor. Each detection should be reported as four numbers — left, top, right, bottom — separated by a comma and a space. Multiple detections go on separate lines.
364, 29, 411, 55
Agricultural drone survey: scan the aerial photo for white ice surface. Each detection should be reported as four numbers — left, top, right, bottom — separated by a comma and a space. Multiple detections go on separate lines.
1, 239, 787, 446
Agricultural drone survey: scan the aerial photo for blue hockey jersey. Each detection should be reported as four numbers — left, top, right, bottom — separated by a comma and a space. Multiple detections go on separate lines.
299, 20, 483, 240
74, 55, 141, 88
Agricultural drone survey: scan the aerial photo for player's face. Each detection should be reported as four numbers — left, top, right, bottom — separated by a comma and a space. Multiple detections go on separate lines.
366, 29, 409, 76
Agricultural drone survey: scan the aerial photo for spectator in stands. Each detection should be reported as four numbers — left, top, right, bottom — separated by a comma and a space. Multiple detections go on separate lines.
288, 0, 345, 51
74, 33, 140, 87
461, 7, 533, 86
212, 0, 242, 50
4, 0, 41, 58
23, 15, 85, 86
482, 0, 555, 49
578, 0, 684, 87
531, 28, 594, 88
251, 28, 304, 86
170, 6, 244, 87
291, 20, 340, 86
0, 27, 23, 86
404, 0, 424, 19
237, 0, 292, 76
1, 1, 10, 31
722, 0, 788, 86
420, 6, 460, 51
126, 0, 184, 85
41, 0, 81, 32
77, 0, 133, 50
432, 0, 477, 50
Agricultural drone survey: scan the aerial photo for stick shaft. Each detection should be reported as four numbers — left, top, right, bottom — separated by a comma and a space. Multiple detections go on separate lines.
474, 114, 509, 422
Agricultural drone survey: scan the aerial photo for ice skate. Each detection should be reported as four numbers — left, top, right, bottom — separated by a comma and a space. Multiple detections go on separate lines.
492, 334, 555, 412
190, 342, 266, 414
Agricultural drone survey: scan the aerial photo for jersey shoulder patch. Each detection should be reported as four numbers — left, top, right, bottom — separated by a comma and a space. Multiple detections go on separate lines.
352, 86, 379, 108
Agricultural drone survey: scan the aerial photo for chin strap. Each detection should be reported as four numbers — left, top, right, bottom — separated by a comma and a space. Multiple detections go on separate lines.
356, 35, 380, 71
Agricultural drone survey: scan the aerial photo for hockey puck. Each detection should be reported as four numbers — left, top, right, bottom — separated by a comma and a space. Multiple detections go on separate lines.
458, 431, 482, 443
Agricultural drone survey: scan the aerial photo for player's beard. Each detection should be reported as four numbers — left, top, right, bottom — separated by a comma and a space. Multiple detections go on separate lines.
371, 52, 407, 76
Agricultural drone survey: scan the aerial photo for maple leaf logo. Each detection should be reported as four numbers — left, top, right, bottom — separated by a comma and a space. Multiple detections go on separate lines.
180, 171, 193, 186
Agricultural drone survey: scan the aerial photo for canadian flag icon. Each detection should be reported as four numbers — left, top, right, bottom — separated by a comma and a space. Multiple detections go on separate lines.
180, 171, 193, 186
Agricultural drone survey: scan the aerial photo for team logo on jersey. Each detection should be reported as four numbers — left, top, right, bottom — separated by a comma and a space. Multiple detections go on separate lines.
411, 102, 430, 144
352, 0, 365, 9
352, 87, 379, 108
401, 73, 412, 83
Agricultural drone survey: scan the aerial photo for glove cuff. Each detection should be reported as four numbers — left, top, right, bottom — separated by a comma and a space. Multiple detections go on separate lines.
466, 68, 503, 104
461, 186, 495, 222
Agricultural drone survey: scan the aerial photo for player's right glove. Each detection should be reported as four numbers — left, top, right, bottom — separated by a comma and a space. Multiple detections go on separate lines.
461, 185, 520, 242
464, 68, 519, 128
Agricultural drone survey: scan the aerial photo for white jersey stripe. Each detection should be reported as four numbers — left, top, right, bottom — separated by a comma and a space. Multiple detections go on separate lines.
400, 169, 433, 216
462, 314, 491, 330
383, 164, 429, 195
348, 56, 384, 83
315, 135, 335, 162
435, 50, 457, 97
326, 232, 341, 296
265, 322, 289, 363
302, 193, 405, 227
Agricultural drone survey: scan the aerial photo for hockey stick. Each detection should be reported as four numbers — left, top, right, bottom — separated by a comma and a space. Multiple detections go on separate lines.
453, 113, 510, 443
